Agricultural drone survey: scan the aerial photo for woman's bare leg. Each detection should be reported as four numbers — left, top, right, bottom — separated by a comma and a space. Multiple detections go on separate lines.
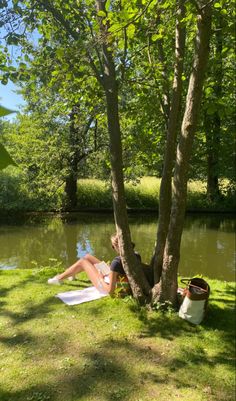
84, 254, 101, 264
56, 259, 83, 280
58, 258, 107, 292
56, 254, 102, 282
80, 259, 107, 291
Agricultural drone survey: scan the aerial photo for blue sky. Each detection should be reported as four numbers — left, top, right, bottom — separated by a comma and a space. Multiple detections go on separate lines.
0, 81, 25, 117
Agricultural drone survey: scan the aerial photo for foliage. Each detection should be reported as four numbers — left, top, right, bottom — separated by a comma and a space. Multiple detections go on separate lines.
1, 115, 67, 210
0, 105, 16, 117
0, 175, 234, 212
190, 1, 236, 185
0, 105, 17, 170
0, 1, 234, 189
0, 0, 234, 304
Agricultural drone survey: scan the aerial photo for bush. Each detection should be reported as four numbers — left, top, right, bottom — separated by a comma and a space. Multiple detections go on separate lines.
0, 174, 234, 212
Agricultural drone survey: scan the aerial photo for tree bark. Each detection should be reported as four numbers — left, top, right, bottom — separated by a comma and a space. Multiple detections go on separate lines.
153, 0, 212, 305
206, 14, 222, 201
64, 106, 80, 210
64, 108, 96, 211
96, 0, 151, 302
151, 0, 186, 283
205, 111, 221, 201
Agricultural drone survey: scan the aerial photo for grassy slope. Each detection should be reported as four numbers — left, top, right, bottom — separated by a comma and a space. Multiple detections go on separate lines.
0, 176, 234, 212
77, 177, 235, 212
0, 269, 235, 401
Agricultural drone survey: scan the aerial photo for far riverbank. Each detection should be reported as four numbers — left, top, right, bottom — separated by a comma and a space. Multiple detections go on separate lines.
0, 177, 235, 213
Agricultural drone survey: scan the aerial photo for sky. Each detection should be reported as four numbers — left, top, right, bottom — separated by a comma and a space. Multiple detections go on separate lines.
0, 81, 25, 119
0, 5, 40, 120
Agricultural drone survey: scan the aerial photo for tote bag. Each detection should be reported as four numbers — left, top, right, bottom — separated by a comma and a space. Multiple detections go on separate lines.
179, 277, 210, 325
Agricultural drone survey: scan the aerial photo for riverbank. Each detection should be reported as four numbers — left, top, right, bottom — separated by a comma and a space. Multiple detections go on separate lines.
77, 177, 236, 213
0, 268, 235, 401
0, 176, 235, 213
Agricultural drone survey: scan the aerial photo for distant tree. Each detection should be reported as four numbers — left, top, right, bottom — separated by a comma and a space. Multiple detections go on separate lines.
203, 2, 235, 201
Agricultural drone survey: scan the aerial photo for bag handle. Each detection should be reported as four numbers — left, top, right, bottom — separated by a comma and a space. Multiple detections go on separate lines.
180, 278, 191, 285
188, 283, 209, 293
180, 278, 209, 293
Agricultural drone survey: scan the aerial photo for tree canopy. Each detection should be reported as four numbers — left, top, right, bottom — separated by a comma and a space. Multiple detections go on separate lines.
0, 0, 235, 304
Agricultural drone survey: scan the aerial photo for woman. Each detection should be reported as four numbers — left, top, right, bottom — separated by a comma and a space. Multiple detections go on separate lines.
47, 234, 139, 295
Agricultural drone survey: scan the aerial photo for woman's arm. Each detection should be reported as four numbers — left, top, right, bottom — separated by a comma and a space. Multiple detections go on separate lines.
99, 271, 118, 295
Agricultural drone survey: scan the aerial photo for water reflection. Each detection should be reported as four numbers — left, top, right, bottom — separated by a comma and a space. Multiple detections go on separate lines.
0, 213, 235, 281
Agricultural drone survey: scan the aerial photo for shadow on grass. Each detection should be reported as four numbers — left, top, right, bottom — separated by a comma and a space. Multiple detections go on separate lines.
0, 332, 34, 347
0, 385, 55, 401
0, 272, 235, 401
0, 274, 36, 298
127, 287, 235, 349
0, 341, 145, 401
1, 295, 60, 325
213, 284, 235, 296
0, 334, 234, 401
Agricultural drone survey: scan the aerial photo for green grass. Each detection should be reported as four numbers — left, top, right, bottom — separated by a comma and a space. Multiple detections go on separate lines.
0, 174, 235, 212
0, 268, 235, 401
76, 177, 235, 212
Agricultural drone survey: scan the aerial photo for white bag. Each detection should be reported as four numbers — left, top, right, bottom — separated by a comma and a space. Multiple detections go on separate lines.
179, 278, 210, 325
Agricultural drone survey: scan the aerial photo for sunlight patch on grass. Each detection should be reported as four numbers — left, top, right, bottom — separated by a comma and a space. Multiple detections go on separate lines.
0, 269, 235, 401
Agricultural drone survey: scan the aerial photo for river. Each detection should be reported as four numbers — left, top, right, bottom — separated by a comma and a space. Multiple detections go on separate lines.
0, 212, 235, 281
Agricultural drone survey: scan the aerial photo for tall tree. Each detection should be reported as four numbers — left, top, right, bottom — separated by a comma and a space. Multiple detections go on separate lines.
154, 0, 212, 304
151, 0, 186, 283
1, 0, 151, 301
95, 0, 150, 301
0, 0, 214, 305
204, 12, 222, 201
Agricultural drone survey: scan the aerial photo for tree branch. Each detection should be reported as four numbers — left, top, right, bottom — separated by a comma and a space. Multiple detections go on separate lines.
108, 0, 156, 35
37, 0, 104, 86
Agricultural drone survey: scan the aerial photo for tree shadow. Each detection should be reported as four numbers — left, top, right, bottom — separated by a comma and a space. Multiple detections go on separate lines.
0, 340, 145, 401
127, 287, 235, 350
0, 275, 36, 298
0, 332, 35, 347
1, 334, 233, 401
128, 301, 201, 340
0, 272, 235, 401
0, 384, 55, 401
1, 295, 60, 325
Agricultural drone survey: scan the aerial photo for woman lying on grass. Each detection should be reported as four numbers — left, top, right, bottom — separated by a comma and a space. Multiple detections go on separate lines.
47, 234, 140, 296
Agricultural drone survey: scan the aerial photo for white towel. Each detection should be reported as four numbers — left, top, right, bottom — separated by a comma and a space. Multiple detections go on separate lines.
56, 286, 108, 305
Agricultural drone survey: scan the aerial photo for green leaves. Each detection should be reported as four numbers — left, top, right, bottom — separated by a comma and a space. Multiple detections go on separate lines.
0, 105, 16, 117
126, 24, 136, 38
97, 10, 106, 18
0, 105, 17, 170
0, 143, 17, 170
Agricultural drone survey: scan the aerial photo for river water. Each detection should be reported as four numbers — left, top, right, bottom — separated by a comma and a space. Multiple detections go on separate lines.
0, 212, 235, 281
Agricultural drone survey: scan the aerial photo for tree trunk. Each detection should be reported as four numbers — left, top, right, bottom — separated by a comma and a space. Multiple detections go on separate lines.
206, 14, 222, 201
96, 0, 151, 302
64, 173, 78, 210
153, 1, 212, 305
64, 109, 95, 211
151, 0, 186, 283
205, 111, 221, 201
64, 107, 80, 210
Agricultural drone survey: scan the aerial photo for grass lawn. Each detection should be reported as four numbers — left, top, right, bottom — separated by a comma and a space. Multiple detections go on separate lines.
76, 177, 235, 212
0, 269, 235, 401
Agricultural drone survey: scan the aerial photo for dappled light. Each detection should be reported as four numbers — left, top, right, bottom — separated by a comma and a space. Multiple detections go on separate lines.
0, 269, 235, 401
0, 0, 234, 399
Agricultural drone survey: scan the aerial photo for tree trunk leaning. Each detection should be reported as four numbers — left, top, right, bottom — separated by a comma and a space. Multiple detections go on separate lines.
152, 0, 186, 284
152, 1, 212, 305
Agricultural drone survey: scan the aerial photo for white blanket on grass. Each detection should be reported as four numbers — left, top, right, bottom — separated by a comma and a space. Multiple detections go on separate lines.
56, 286, 108, 305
